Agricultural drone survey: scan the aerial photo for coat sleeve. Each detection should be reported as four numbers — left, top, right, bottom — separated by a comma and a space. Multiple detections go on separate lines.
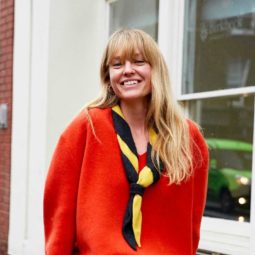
43, 112, 88, 255
188, 120, 209, 255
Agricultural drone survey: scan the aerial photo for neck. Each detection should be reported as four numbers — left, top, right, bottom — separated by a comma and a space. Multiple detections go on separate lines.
120, 99, 148, 130
119, 99, 150, 155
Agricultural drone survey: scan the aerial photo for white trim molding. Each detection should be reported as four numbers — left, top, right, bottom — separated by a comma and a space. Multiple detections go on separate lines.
9, 0, 32, 253
9, 0, 50, 254
158, 0, 185, 98
200, 217, 251, 255
178, 86, 255, 101
250, 99, 255, 254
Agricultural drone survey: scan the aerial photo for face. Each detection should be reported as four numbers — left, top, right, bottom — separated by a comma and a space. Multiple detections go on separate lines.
108, 50, 152, 103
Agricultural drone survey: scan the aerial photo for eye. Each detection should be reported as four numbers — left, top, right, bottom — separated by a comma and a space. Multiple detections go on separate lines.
133, 59, 145, 65
111, 62, 122, 69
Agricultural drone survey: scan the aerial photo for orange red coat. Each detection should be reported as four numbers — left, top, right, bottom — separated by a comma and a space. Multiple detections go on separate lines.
44, 108, 209, 255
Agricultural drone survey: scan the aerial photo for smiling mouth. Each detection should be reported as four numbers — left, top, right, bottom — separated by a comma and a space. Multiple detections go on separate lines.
121, 80, 141, 86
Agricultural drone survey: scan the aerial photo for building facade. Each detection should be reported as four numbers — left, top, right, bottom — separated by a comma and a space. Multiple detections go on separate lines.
5, 0, 255, 254
0, 0, 14, 254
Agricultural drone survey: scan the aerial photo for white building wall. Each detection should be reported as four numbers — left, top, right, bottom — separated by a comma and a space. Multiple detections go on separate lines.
46, 0, 108, 162
9, 1, 107, 254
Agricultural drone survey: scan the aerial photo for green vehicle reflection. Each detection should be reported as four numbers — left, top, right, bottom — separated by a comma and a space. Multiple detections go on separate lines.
206, 138, 252, 213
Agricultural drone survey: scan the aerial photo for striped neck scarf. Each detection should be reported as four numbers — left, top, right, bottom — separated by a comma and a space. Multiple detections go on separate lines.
112, 105, 164, 250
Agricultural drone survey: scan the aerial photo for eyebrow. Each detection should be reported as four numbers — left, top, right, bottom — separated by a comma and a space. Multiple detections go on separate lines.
110, 57, 121, 63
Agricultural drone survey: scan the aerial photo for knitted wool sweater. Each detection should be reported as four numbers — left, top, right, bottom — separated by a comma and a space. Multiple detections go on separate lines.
44, 107, 209, 255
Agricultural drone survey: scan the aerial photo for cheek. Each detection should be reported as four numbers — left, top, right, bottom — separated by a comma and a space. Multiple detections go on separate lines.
142, 66, 152, 81
109, 71, 120, 94
109, 69, 114, 82
109, 70, 120, 84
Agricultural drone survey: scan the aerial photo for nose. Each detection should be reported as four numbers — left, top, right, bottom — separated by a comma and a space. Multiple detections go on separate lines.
123, 61, 135, 75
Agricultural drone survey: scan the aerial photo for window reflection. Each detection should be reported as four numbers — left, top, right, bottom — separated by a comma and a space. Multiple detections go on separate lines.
109, 0, 159, 40
189, 95, 253, 222
183, 0, 255, 93
206, 139, 251, 216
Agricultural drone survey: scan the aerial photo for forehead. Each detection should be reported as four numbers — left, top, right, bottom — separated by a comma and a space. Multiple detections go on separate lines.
106, 37, 147, 64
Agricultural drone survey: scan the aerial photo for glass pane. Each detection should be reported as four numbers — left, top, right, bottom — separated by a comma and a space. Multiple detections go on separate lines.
189, 95, 253, 222
109, 0, 159, 40
183, 0, 255, 93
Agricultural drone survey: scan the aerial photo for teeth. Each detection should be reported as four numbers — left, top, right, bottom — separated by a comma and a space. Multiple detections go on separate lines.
123, 80, 138, 85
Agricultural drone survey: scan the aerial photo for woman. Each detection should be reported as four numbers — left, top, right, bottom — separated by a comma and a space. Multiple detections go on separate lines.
44, 29, 208, 255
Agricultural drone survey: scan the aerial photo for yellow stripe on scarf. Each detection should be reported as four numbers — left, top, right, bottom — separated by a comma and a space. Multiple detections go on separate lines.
117, 135, 138, 172
112, 105, 125, 119
137, 166, 154, 187
132, 195, 142, 247
132, 166, 154, 246
149, 128, 157, 145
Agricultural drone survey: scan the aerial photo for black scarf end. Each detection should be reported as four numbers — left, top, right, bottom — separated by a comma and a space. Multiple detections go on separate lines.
123, 232, 138, 251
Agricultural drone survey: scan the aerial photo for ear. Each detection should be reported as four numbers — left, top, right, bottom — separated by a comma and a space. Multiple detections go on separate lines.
107, 83, 115, 95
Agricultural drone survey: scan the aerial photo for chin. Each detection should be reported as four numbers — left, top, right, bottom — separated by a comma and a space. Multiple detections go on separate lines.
119, 94, 151, 102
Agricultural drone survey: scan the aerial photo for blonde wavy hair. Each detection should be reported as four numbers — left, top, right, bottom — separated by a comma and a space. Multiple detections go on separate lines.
86, 29, 193, 184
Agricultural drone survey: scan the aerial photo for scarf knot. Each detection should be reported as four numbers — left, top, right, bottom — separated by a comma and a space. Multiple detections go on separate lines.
130, 183, 144, 196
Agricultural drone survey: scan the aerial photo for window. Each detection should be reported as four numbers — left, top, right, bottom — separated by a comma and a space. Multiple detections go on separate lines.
190, 95, 253, 222
109, 0, 159, 40
183, 0, 255, 223
183, 0, 255, 93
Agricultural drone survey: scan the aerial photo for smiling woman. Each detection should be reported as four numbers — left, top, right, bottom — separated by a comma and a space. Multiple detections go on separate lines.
43, 29, 209, 255
109, 53, 152, 102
